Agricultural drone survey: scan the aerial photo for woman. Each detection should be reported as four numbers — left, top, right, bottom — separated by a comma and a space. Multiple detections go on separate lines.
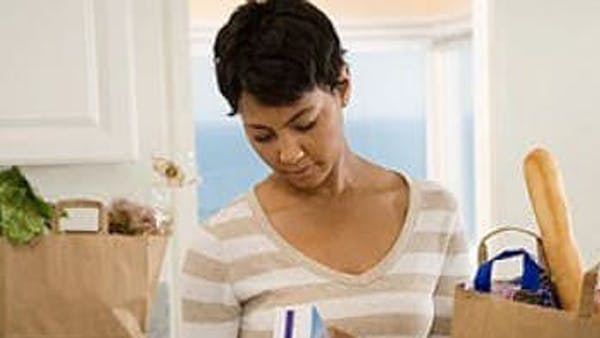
180, 1, 472, 337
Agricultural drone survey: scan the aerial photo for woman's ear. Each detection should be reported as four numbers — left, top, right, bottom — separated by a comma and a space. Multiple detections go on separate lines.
336, 64, 352, 108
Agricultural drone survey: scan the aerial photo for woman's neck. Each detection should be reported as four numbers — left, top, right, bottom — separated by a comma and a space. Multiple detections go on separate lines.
313, 149, 362, 198
276, 146, 366, 201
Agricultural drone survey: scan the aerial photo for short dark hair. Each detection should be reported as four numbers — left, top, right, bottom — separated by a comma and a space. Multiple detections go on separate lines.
213, 0, 347, 115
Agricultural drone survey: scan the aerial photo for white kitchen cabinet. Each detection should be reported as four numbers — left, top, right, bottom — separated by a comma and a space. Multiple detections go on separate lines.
1, 0, 141, 164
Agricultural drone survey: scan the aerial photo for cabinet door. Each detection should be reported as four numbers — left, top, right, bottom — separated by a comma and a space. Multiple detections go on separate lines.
0, 0, 138, 164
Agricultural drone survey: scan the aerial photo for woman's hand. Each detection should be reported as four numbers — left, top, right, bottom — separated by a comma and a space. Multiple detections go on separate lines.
327, 326, 356, 338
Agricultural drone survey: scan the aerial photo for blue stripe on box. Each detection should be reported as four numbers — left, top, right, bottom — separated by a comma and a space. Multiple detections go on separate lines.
284, 310, 295, 338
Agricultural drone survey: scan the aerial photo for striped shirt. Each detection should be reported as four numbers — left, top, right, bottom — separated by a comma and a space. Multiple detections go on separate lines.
180, 174, 473, 338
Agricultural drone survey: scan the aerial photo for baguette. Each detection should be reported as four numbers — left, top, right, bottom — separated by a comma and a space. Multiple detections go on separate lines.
523, 147, 583, 311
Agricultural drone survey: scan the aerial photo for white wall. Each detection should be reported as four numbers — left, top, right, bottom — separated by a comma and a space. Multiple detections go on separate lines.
483, 0, 600, 266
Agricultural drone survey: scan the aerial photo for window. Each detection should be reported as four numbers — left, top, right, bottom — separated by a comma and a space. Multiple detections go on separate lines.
192, 56, 270, 218
344, 46, 427, 179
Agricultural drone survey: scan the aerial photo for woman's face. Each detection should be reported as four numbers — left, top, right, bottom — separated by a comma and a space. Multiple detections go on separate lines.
238, 82, 350, 191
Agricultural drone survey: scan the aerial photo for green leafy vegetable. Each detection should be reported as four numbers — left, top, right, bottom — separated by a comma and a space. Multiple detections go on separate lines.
0, 166, 57, 245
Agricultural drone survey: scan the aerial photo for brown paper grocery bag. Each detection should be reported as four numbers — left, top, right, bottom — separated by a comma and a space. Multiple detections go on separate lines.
451, 227, 600, 338
0, 199, 169, 338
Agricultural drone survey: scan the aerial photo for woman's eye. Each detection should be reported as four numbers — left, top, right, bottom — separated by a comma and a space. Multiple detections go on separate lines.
253, 133, 275, 143
294, 120, 317, 132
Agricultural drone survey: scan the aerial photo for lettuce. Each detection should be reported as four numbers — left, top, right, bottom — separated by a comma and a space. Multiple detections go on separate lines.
0, 166, 56, 245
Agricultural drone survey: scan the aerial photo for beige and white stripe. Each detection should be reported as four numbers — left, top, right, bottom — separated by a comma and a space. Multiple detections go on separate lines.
180, 178, 472, 338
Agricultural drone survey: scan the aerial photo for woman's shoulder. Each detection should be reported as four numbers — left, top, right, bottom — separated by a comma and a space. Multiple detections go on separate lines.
185, 192, 268, 265
410, 177, 459, 213
402, 178, 465, 243
385, 167, 458, 212
201, 191, 263, 241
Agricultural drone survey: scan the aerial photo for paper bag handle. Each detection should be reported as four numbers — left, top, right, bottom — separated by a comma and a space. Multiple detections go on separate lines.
51, 199, 109, 234
577, 260, 600, 318
475, 248, 543, 293
477, 226, 548, 268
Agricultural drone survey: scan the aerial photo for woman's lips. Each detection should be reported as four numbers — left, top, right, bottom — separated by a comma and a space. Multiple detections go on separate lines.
282, 165, 313, 179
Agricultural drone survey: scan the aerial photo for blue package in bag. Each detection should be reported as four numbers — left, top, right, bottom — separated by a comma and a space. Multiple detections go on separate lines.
474, 248, 561, 309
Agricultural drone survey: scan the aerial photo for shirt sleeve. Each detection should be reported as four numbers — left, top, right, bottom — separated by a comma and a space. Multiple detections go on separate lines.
179, 224, 241, 338
428, 211, 474, 338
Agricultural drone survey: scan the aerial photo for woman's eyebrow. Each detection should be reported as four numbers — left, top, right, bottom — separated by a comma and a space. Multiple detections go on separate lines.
285, 107, 313, 126
245, 123, 271, 130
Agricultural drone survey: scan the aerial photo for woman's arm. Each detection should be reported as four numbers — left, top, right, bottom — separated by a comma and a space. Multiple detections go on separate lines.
179, 225, 241, 338
429, 212, 473, 338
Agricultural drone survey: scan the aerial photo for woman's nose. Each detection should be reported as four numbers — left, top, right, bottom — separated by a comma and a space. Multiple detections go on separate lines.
278, 136, 305, 165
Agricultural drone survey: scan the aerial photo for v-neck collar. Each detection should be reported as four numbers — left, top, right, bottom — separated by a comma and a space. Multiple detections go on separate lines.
246, 169, 420, 286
